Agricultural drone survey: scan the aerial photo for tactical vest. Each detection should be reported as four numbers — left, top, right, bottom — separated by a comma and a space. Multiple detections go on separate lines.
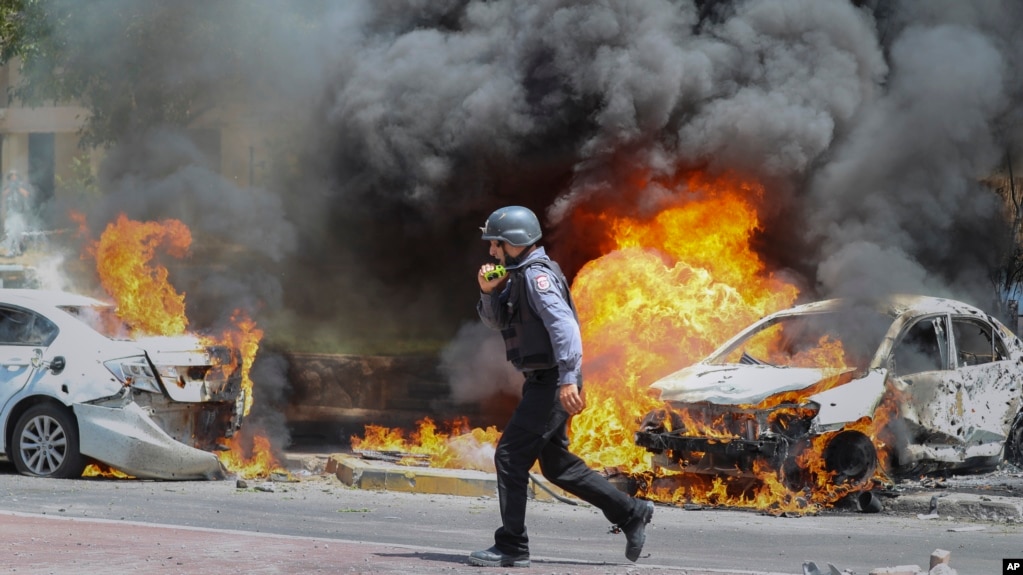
500, 259, 578, 371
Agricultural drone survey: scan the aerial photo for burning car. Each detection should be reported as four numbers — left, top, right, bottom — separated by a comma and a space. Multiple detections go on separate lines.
635, 295, 1023, 494
0, 289, 245, 479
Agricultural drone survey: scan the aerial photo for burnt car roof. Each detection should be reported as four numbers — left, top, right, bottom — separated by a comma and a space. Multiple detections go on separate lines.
767, 294, 991, 319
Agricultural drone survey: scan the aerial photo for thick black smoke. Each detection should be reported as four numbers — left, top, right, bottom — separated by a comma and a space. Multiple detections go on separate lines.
35, 1, 1023, 414
296, 0, 1023, 332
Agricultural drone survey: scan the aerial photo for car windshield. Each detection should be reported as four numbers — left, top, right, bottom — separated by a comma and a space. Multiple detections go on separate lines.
708, 307, 893, 370
59, 304, 133, 340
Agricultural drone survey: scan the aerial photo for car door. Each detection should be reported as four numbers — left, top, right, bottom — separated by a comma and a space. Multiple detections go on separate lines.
949, 315, 1019, 451
889, 314, 964, 446
0, 305, 59, 413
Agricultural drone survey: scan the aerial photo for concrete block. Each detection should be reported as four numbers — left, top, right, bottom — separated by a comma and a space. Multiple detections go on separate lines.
331, 454, 498, 497
929, 549, 950, 569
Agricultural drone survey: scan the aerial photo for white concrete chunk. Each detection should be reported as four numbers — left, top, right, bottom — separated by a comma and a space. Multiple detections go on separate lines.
929, 549, 951, 569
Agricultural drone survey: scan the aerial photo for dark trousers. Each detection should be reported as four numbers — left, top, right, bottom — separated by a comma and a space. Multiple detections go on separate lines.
492, 367, 638, 556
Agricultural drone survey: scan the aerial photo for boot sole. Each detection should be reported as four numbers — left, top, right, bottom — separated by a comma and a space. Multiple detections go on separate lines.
467, 556, 530, 568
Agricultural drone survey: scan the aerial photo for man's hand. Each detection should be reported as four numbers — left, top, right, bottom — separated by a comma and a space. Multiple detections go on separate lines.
477, 263, 507, 293
559, 383, 585, 415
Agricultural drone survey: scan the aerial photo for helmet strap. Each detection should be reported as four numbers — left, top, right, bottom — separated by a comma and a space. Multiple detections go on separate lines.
503, 244, 535, 268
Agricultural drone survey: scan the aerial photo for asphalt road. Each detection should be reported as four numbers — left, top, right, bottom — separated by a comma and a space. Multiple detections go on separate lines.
0, 456, 1020, 575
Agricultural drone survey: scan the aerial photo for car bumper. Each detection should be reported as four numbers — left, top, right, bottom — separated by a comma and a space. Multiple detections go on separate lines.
635, 431, 782, 458
75, 401, 226, 480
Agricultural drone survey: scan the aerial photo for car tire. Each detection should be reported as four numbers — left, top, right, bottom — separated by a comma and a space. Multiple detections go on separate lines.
11, 403, 87, 479
1005, 411, 1023, 469
822, 430, 877, 487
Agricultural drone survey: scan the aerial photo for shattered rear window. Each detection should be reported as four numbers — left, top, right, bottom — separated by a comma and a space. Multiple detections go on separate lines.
710, 307, 892, 370
59, 305, 132, 340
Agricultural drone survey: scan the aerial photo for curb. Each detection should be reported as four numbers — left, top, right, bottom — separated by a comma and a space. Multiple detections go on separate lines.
881, 490, 1023, 522
327, 453, 1023, 523
327, 454, 578, 503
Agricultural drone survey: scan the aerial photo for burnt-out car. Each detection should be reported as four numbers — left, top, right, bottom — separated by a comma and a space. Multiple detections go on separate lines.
0, 289, 245, 479
635, 295, 1023, 491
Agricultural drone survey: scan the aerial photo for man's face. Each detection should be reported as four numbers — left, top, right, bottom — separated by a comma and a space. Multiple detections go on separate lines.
488, 240, 525, 264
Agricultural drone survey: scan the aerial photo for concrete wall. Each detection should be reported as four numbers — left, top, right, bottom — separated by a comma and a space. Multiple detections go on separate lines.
282, 352, 515, 447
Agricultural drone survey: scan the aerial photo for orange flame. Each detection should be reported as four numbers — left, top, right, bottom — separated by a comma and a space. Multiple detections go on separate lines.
83, 463, 133, 479
569, 172, 797, 473
212, 309, 264, 418
86, 214, 277, 479
354, 171, 896, 513
217, 434, 287, 480
352, 417, 501, 472
93, 213, 191, 336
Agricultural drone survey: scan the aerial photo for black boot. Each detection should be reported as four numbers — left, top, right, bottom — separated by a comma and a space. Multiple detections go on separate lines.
622, 500, 654, 562
468, 546, 530, 568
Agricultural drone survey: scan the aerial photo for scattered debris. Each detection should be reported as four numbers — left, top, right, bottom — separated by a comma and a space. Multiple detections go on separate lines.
857, 491, 883, 513
803, 561, 846, 575
528, 472, 578, 506
869, 565, 923, 575
946, 525, 985, 532
354, 449, 432, 466
865, 548, 955, 575
929, 549, 950, 570
270, 470, 298, 483
806, 548, 957, 575
916, 494, 944, 520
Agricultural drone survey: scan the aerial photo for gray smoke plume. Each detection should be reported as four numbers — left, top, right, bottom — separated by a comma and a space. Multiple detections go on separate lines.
34, 0, 1023, 428
306, 0, 1022, 309
440, 323, 523, 404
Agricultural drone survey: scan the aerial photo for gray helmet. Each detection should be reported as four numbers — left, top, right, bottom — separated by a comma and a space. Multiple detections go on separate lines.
480, 206, 542, 247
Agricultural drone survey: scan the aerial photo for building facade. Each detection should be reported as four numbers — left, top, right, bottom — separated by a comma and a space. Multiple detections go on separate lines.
0, 59, 269, 208
0, 61, 94, 207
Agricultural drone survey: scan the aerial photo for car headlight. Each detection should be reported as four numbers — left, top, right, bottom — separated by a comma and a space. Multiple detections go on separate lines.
155, 365, 181, 386
104, 357, 163, 394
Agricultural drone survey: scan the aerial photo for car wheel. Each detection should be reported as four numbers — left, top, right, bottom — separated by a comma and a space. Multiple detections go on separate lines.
1005, 411, 1023, 468
822, 430, 877, 487
11, 404, 86, 478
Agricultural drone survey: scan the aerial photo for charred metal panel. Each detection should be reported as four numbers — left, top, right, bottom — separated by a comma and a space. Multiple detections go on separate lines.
131, 391, 236, 451
141, 336, 242, 403
653, 364, 839, 405
76, 401, 225, 480
810, 370, 886, 431
956, 361, 1021, 444
635, 431, 781, 458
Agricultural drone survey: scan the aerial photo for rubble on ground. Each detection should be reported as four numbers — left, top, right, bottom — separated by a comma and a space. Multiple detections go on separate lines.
805, 549, 956, 575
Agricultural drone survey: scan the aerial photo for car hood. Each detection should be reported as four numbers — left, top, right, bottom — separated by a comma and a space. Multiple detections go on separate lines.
650, 363, 851, 405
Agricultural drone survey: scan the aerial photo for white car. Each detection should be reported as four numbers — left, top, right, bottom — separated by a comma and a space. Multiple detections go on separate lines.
635, 295, 1023, 491
0, 289, 245, 479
